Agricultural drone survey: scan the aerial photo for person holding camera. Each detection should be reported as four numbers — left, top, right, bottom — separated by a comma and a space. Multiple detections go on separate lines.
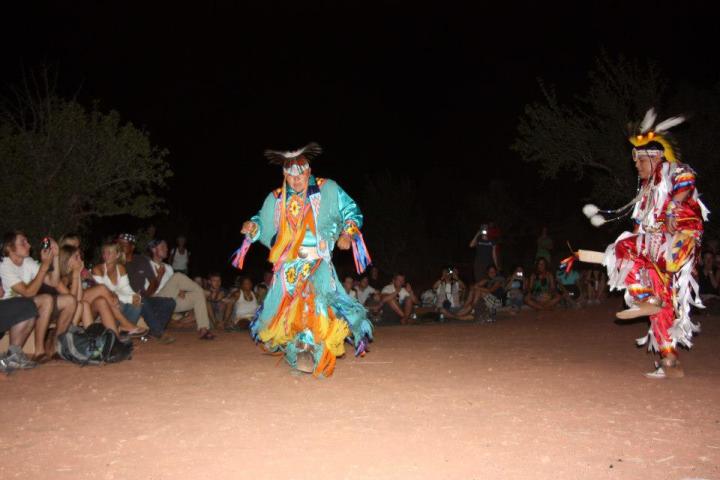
0, 232, 76, 362
556, 263, 582, 308
433, 267, 466, 317
504, 266, 527, 311
469, 223, 499, 282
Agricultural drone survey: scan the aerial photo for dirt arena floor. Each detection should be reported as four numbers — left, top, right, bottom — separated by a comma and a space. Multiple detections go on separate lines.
1, 300, 719, 480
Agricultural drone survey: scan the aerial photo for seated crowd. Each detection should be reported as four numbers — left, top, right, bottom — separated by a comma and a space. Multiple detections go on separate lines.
0, 230, 224, 373
5, 226, 717, 374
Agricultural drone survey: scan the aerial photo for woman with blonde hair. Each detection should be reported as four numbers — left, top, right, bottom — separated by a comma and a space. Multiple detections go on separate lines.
91, 242, 145, 330
58, 245, 146, 336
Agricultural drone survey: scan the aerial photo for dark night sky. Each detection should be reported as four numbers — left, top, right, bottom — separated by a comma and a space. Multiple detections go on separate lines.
2, 1, 719, 275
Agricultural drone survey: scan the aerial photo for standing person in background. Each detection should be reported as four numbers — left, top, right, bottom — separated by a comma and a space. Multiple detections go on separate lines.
469, 224, 499, 282
536, 226, 553, 264
170, 236, 190, 275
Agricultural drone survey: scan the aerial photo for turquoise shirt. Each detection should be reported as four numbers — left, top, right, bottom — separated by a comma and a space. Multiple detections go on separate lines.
249, 176, 363, 260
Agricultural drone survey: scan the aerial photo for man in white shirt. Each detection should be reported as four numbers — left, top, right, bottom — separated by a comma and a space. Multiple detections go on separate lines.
380, 273, 418, 325
149, 239, 214, 340
0, 232, 75, 362
355, 276, 376, 305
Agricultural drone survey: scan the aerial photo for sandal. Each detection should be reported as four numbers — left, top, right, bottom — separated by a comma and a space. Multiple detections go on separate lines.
122, 326, 149, 338
31, 353, 51, 364
198, 328, 215, 340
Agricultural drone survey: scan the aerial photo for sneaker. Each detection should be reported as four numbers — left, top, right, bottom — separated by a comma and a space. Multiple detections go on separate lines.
644, 363, 666, 379
4, 346, 38, 370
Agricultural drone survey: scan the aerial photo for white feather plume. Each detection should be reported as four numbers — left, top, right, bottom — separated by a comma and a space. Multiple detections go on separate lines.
582, 204, 599, 218
590, 215, 606, 227
640, 108, 657, 133
654, 115, 685, 133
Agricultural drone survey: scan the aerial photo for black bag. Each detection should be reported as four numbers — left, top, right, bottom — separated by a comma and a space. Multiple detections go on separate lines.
56, 324, 133, 366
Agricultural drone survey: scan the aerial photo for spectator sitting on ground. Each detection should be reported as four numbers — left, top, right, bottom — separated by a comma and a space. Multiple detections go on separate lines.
355, 276, 376, 306
433, 266, 466, 315
504, 266, 527, 311
556, 264, 582, 309
697, 251, 720, 309
0, 232, 75, 362
119, 233, 177, 344
525, 258, 561, 310
59, 233, 96, 289
90, 241, 148, 336
368, 266, 384, 290
0, 284, 40, 371
254, 283, 268, 306
169, 235, 190, 275
442, 265, 503, 323
582, 267, 607, 305
380, 273, 418, 325
148, 239, 215, 340
477, 265, 505, 304
205, 272, 229, 330
230, 277, 258, 329
59, 245, 146, 337
254, 270, 273, 304
342, 275, 358, 299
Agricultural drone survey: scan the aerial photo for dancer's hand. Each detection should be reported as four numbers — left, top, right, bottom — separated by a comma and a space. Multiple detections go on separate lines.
241, 221, 257, 235
337, 234, 352, 250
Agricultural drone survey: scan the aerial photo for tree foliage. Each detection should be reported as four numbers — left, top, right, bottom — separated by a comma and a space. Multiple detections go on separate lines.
512, 52, 667, 203
0, 70, 172, 241
513, 52, 720, 239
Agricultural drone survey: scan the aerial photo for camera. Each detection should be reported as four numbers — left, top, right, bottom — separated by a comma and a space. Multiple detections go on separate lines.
516, 271, 523, 278
447, 268, 454, 275
481, 230, 488, 236
41, 237, 51, 250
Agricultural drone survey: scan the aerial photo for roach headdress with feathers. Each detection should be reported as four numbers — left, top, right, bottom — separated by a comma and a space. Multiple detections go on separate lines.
582, 108, 687, 228
628, 108, 685, 163
263, 142, 323, 176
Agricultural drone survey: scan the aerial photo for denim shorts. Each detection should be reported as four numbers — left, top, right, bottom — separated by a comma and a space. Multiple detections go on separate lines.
120, 302, 142, 324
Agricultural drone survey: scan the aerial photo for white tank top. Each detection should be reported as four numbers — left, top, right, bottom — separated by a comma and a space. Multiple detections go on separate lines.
93, 264, 137, 304
171, 248, 189, 271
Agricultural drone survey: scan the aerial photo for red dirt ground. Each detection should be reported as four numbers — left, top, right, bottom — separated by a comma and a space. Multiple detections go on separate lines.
1, 300, 719, 480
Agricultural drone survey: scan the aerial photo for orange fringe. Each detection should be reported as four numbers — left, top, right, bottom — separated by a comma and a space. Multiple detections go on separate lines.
313, 348, 336, 377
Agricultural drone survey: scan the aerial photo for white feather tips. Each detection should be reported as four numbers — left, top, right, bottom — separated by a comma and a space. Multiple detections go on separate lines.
582, 204, 599, 218
654, 116, 686, 133
590, 215, 606, 227
282, 146, 307, 158
640, 108, 657, 133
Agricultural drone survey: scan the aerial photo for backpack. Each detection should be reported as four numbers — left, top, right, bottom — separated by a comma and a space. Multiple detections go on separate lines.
56, 324, 133, 366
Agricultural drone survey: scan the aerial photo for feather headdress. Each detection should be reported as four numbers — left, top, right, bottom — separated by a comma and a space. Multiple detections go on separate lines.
264, 142, 322, 165
629, 108, 685, 163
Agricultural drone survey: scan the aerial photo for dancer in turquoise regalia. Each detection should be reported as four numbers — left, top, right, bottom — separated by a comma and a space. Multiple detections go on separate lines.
232, 143, 373, 376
